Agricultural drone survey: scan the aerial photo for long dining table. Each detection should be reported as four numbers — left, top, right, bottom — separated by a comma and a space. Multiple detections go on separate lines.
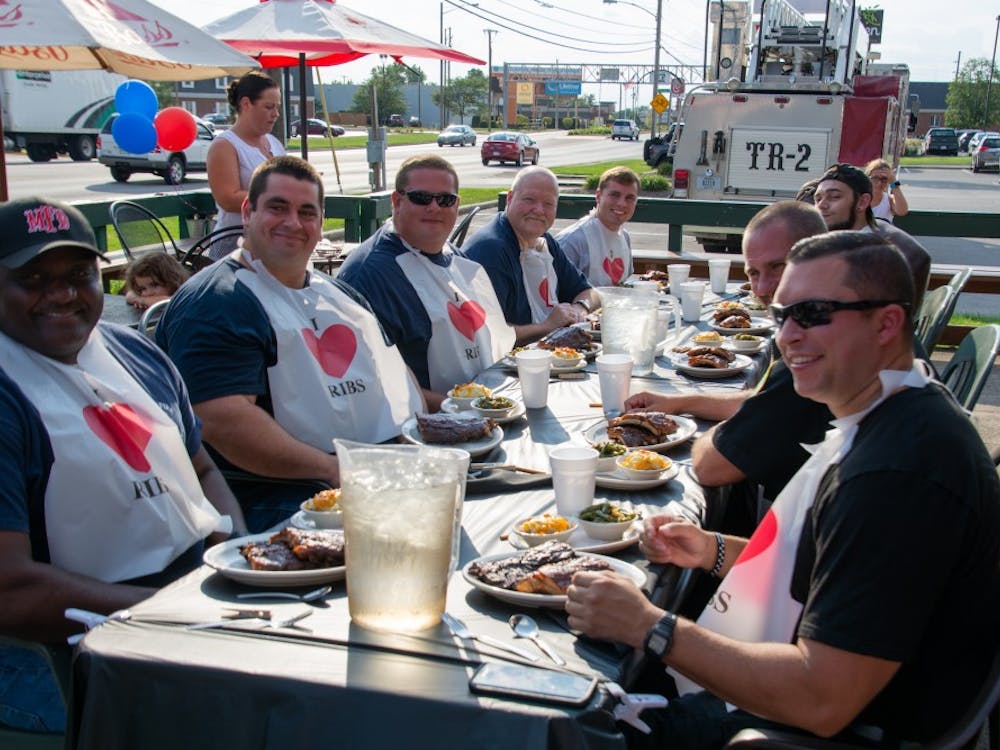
68, 285, 772, 750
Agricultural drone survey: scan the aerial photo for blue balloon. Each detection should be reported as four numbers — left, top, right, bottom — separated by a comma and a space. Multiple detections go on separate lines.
115, 80, 158, 121
112, 112, 157, 155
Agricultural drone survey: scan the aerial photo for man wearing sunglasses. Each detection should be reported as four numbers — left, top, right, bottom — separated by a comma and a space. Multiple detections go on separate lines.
464, 166, 600, 333
340, 155, 515, 411
567, 233, 1000, 748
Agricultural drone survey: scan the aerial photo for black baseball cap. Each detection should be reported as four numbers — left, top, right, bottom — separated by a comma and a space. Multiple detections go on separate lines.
818, 163, 873, 197
0, 197, 108, 269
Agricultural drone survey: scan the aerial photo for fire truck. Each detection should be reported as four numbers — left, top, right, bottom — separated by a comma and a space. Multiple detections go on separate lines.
664, 0, 911, 252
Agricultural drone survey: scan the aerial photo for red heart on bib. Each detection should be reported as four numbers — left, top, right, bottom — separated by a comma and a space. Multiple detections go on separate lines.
447, 300, 487, 341
733, 508, 778, 567
538, 278, 553, 308
603, 257, 625, 285
302, 325, 357, 378
83, 403, 153, 473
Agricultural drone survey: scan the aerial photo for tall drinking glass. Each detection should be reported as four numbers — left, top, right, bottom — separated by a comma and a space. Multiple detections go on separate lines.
334, 440, 465, 633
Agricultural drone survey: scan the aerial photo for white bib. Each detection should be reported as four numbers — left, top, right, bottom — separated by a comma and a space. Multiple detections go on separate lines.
235, 250, 422, 449
674, 363, 934, 695
0, 329, 223, 582
580, 211, 631, 286
396, 243, 515, 394
520, 239, 558, 324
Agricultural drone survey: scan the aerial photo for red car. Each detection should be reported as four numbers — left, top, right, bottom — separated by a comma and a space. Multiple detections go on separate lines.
481, 132, 540, 167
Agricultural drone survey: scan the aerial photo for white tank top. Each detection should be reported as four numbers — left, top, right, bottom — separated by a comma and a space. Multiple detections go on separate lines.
210, 129, 286, 259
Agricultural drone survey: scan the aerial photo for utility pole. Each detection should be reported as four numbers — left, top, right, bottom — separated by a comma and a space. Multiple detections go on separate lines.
439, 2, 446, 130
484, 28, 498, 132
986, 15, 1000, 130
954, 51, 961, 80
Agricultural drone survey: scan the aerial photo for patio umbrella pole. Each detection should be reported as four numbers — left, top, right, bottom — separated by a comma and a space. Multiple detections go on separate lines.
0, 114, 8, 202
299, 53, 308, 160
315, 69, 343, 193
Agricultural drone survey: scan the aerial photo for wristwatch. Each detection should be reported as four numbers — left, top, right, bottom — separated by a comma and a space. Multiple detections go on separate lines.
643, 612, 677, 661
890, 180, 902, 188
573, 298, 591, 313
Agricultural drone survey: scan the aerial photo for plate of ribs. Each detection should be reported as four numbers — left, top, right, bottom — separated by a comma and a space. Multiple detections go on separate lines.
203, 527, 346, 587
535, 325, 601, 358
402, 413, 504, 457
673, 348, 753, 379
463, 541, 646, 608
584, 411, 697, 453
710, 305, 775, 335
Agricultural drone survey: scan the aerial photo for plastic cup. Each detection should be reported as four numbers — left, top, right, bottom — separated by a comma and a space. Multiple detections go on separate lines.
667, 264, 691, 298
548, 446, 599, 518
679, 281, 706, 322
596, 353, 633, 418
708, 258, 732, 294
515, 349, 552, 408
654, 309, 672, 346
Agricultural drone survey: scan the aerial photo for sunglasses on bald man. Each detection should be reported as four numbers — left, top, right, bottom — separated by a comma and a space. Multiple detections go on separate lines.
399, 189, 459, 207
769, 299, 910, 329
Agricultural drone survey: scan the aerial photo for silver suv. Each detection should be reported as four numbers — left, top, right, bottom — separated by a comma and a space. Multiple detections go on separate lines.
611, 119, 639, 141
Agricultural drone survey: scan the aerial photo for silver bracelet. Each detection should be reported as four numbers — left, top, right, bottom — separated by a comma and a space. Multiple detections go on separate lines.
710, 532, 725, 578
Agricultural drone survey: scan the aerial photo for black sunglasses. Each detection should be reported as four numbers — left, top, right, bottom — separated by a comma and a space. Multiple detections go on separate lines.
768, 299, 909, 329
400, 189, 459, 207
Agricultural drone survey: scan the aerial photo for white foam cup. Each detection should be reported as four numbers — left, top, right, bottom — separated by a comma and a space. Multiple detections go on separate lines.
515, 349, 553, 408
679, 281, 706, 322
548, 445, 599, 518
596, 353, 633, 418
708, 258, 732, 295
667, 264, 691, 298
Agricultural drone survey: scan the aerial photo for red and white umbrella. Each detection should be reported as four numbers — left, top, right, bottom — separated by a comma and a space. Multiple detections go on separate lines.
205, 0, 485, 158
0, 0, 261, 200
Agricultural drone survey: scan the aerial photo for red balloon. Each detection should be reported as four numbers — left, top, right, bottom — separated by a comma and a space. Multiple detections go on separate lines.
154, 107, 197, 152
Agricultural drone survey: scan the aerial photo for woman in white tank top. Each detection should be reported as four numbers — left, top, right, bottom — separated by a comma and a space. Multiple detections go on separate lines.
206, 72, 286, 259
864, 158, 908, 224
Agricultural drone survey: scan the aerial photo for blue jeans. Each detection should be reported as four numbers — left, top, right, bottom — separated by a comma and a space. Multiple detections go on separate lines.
0, 645, 65, 733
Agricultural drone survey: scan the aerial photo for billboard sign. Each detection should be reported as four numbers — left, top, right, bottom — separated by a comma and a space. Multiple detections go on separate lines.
544, 80, 582, 96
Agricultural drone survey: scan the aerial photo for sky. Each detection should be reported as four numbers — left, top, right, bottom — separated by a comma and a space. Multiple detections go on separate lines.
158, 0, 997, 91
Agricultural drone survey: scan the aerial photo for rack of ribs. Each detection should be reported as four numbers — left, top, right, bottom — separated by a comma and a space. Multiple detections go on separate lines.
416, 413, 496, 444
468, 541, 604, 594
686, 346, 735, 369
514, 556, 613, 594
241, 528, 345, 571
607, 411, 680, 447
537, 325, 595, 351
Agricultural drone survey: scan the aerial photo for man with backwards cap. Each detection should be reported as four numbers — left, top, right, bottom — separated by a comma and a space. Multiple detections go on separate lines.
0, 198, 245, 733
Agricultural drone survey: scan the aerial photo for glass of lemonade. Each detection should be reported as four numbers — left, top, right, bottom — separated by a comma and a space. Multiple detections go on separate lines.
334, 440, 465, 633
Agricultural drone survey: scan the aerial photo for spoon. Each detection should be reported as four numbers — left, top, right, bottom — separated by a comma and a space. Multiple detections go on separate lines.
236, 585, 332, 603
508, 614, 565, 665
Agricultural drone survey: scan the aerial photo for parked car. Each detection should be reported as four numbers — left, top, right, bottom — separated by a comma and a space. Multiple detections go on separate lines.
923, 127, 959, 155
967, 131, 998, 155
611, 119, 639, 141
97, 113, 214, 185
971, 135, 1000, 172
480, 131, 539, 166
957, 129, 979, 152
409, 116, 422, 127
388, 113, 405, 127
202, 113, 231, 130
290, 118, 345, 137
437, 124, 476, 147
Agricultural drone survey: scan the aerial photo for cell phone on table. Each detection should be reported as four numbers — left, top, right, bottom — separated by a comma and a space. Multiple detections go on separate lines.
469, 662, 597, 707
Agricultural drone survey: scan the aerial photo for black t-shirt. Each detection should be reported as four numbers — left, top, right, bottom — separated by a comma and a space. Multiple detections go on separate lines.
713, 360, 832, 501
791, 384, 1000, 740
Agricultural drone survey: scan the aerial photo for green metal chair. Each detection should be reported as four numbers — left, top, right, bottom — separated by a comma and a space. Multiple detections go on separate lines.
914, 285, 954, 357
939, 324, 1000, 411
449, 206, 481, 248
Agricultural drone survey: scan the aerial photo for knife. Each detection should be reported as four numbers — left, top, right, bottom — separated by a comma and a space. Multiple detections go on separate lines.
442, 612, 538, 662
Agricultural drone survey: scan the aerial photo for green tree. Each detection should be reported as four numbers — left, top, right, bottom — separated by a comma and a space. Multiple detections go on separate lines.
434, 68, 487, 122
350, 64, 408, 121
946, 57, 1000, 129
150, 81, 178, 109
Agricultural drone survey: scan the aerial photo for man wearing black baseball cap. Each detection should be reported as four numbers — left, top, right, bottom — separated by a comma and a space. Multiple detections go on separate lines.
0, 198, 245, 734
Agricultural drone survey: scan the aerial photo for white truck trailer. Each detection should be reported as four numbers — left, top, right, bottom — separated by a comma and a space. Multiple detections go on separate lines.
666, 0, 911, 251
1, 69, 125, 162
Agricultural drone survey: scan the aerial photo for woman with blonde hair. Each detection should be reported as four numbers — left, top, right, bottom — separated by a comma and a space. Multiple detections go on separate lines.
864, 158, 909, 222
206, 71, 286, 259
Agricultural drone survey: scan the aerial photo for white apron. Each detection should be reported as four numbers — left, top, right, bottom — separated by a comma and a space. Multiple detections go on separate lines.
581, 211, 631, 286
520, 238, 558, 324
235, 250, 422, 449
0, 330, 224, 583
673, 363, 934, 695
396, 242, 515, 394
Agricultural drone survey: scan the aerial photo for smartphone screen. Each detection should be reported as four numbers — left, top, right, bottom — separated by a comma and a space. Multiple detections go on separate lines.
469, 663, 597, 707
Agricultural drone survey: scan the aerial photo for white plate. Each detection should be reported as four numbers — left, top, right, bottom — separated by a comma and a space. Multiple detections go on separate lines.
289, 510, 317, 530
583, 414, 697, 454
400, 416, 504, 458
721, 338, 769, 355
551, 358, 587, 372
711, 317, 775, 335
203, 533, 346, 587
508, 523, 641, 554
673, 353, 753, 379
462, 552, 646, 608
440, 399, 526, 425
595, 463, 679, 490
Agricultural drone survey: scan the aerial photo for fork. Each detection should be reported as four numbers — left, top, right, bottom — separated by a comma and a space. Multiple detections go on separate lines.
441, 612, 538, 661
